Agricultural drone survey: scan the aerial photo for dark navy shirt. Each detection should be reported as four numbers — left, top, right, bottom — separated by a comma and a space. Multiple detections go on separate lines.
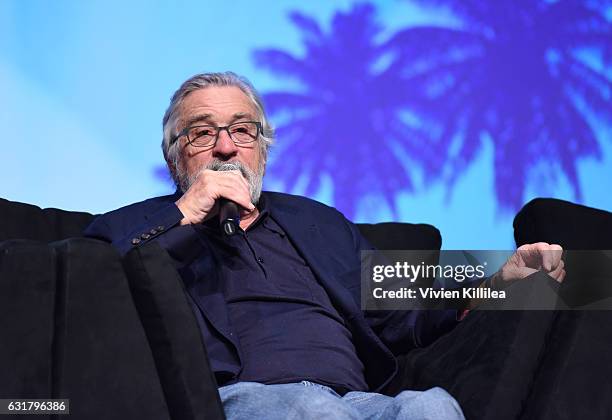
196, 197, 368, 393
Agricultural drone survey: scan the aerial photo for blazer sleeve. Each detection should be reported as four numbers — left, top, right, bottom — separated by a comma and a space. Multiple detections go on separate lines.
84, 202, 207, 264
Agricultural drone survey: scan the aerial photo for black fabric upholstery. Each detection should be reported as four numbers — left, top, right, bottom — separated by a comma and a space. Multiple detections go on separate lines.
357, 222, 441, 250
513, 198, 612, 420
386, 273, 559, 420
520, 311, 612, 420
514, 197, 612, 250
51, 239, 171, 419
0, 198, 442, 250
123, 241, 226, 420
0, 239, 172, 419
0, 198, 94, 242
0, 241, 56, 411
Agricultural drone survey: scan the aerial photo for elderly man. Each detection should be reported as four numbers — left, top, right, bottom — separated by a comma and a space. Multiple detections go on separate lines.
85, 72, 564, 420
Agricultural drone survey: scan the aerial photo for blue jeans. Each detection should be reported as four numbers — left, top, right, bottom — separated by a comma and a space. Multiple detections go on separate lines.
219, 381, 465, 420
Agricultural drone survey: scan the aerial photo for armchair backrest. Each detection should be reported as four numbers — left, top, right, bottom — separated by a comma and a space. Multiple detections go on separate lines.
0, 197, 442, 250
0, 198, 94, 242
514, 198, 612, 249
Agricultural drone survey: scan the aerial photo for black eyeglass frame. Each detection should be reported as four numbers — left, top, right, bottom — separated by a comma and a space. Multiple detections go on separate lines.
173, 121, 263, 148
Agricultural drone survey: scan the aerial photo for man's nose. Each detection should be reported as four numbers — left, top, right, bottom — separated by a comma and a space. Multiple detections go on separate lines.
212, 128, 238, 158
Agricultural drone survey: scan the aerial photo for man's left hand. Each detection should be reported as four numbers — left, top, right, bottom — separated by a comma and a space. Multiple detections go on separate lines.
493, 242, 566, 287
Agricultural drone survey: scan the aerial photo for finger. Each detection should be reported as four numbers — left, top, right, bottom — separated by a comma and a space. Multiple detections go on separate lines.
215, 184, 255, 211
501, 266, 539, 282
547, 259, 565, 281
190, 170, 255, 212
533, 242, 553, 271
200, 169, 248, 187
540, 244, 563, 272
217, 189, 254, 212
515, 244, 535, 268
202, 201, 221, 221
514, 267, 539, 280
557, 269, 566, 283
192, 173, 249, 204
517, 243, 548, 270
210, 170, 249, 187
549, 244, 563, 271
216, 171, 253, 198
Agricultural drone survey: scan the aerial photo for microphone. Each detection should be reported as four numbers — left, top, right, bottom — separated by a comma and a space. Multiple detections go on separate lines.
219, 198, 240, 236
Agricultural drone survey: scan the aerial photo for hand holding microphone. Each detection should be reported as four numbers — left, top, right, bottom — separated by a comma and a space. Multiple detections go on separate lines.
175, 168, 256, 232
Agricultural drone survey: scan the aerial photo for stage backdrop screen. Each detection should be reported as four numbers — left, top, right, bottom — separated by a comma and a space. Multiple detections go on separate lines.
1, 0, 610, 248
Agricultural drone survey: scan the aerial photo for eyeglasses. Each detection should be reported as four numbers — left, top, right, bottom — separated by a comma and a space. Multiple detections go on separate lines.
175, 121, 262, 148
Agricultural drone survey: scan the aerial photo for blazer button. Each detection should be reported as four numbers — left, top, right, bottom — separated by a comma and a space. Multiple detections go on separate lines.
141, 233, 151, 240
131, 238, 141, 245
149, 228, 158, 235
157, 225, 165, 231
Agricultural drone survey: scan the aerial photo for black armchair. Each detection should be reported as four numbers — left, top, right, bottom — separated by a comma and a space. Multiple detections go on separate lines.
0, 198, 223, 420
512, 198, 612, 420
0, 198, 440, 420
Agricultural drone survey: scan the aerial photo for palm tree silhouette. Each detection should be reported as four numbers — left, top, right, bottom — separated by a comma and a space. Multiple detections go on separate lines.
385, 0, 611, 210
254, 4, 441, 218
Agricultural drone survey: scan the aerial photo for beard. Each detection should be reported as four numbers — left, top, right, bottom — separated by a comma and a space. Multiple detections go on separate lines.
176, 159, 265, 205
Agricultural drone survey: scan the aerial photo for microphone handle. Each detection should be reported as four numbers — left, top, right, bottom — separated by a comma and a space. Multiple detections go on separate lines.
219, 199, 240, 236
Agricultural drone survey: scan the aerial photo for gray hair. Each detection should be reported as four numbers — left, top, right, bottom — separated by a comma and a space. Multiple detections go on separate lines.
161, 71, 274, 187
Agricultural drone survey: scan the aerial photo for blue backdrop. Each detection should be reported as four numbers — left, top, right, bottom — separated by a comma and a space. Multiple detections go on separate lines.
1, 0, 610, 248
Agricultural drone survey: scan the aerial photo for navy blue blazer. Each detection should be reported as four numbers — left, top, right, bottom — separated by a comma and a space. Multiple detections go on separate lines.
84, 191, 459, 392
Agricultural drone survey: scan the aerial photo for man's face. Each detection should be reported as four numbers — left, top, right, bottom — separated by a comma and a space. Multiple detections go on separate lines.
172, 86, 264, 198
